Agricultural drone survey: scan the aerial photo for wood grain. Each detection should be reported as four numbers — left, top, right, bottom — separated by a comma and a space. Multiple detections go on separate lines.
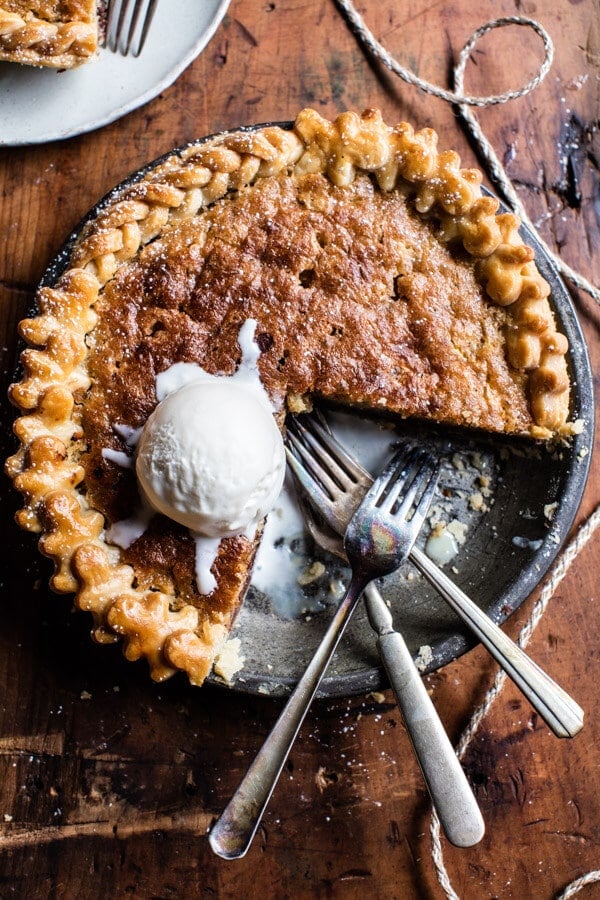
0, 1, 599, 897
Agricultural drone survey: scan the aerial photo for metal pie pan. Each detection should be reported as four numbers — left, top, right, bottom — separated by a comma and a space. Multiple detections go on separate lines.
31, 124, 594, 699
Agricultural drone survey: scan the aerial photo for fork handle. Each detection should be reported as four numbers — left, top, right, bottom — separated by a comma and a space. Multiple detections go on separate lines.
370, 590, 484, 846
410, 546, 584, 738
209, 578, 365, 860
377, 632, 484, 846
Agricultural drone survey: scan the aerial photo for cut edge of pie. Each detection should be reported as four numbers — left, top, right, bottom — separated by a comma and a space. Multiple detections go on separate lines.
6, 108, 576, 687
0, 2, 98, 68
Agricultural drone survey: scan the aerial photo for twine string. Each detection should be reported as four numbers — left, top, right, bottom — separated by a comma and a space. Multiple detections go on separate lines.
555, 871, 600, 900
333, 3, 600, 897
451, 29, 600, 304
430, 507, 600, 899
334, 0, 600, 304
335, 4, 555, 107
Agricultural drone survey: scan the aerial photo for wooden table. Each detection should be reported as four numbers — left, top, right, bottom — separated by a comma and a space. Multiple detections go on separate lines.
1, 1, 598, 896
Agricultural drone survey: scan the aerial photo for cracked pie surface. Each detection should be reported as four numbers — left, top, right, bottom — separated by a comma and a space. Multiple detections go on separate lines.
6, 109, 573, 687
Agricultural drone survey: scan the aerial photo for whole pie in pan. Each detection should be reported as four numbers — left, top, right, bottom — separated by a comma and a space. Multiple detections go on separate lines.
0, 1, 97, 68
6, 109, 574, 686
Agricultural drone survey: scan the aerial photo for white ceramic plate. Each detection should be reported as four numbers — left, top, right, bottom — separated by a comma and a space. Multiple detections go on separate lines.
0, 0, 230, 146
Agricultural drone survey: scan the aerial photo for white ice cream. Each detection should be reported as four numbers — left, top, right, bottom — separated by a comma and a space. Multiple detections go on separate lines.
135, 379, 286, 539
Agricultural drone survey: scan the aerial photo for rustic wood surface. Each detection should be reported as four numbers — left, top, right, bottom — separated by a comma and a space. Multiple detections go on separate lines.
1, 1, 599, 897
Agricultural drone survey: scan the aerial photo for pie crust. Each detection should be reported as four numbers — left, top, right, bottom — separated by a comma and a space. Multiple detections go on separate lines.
6, 109, 573, 686
0, 1, 97, 68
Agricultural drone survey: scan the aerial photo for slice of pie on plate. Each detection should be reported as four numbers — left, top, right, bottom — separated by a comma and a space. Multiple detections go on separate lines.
0, 1, 97, 68
6, 108, 574, 687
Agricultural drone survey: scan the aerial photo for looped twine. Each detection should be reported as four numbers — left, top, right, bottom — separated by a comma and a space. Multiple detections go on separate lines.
334, 4, 600, 898
334, 0, 600, 305
429, 505, 600, 899
453, 16, 554, 105
336, 5, 554, 108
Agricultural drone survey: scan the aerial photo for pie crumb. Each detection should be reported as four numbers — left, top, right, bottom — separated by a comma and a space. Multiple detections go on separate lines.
415, 645, 433, 672
366, 691, 386, 704
214, 638, 245, 684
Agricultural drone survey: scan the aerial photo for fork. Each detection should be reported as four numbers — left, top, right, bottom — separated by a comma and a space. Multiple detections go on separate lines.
287, 411, 584, 740
293, 489, 484, 848
209, 445, 441, 859
105, 0, 158, 56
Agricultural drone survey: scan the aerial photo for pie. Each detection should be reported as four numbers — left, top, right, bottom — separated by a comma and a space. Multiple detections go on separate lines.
0, 1, 97, 68
6, 109, 573, 686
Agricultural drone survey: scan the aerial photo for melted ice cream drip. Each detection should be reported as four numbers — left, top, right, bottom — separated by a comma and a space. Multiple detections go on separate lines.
425, 527, 459, 565
106, 499, 153, 549
104, 425, 150, 547
101, 448, 133, 469
193, 535, 221, 595
114, 423, 144, 445
251, 411, 397, 618
101, 423, 143, 470
103, 319, 279, 594
155, 319, 276, 411
250, 469, 308, 617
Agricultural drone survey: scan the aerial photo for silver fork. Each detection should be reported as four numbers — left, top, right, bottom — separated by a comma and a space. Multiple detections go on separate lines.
105, 0, 158, 56
287, 411, 584, 740
293, 486, 484, 848
209, 445, 441, 860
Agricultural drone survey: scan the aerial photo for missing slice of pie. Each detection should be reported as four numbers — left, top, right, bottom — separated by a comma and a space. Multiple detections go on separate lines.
6, 108, 574, 686
0, 1, 98, 68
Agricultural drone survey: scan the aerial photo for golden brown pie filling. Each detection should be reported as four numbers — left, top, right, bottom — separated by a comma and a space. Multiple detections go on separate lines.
6, 109, 574, 685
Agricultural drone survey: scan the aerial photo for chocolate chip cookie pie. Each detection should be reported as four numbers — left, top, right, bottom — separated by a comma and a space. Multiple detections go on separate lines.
6, 109, 573, 686
0, 1, 97, 67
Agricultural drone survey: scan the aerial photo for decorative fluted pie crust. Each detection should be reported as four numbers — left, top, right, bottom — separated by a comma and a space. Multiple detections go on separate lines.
7, 109, 573, 686
0, 1, 97, 68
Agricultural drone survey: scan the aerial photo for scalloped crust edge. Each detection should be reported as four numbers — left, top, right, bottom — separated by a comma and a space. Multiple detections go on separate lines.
5, 108, 575, 685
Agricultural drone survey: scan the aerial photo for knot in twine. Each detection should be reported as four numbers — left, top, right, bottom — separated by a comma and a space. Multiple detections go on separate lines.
334, 3, 600, 898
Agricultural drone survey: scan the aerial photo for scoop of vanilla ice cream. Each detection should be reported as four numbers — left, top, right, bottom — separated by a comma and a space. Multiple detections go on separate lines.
136, 380, 285, 538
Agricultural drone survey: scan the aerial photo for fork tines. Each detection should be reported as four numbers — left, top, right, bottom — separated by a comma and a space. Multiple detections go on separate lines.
369, 446, 440, 525
285, 410, 441, 531
105, 0, 158, 56
286, 417, 357, 498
